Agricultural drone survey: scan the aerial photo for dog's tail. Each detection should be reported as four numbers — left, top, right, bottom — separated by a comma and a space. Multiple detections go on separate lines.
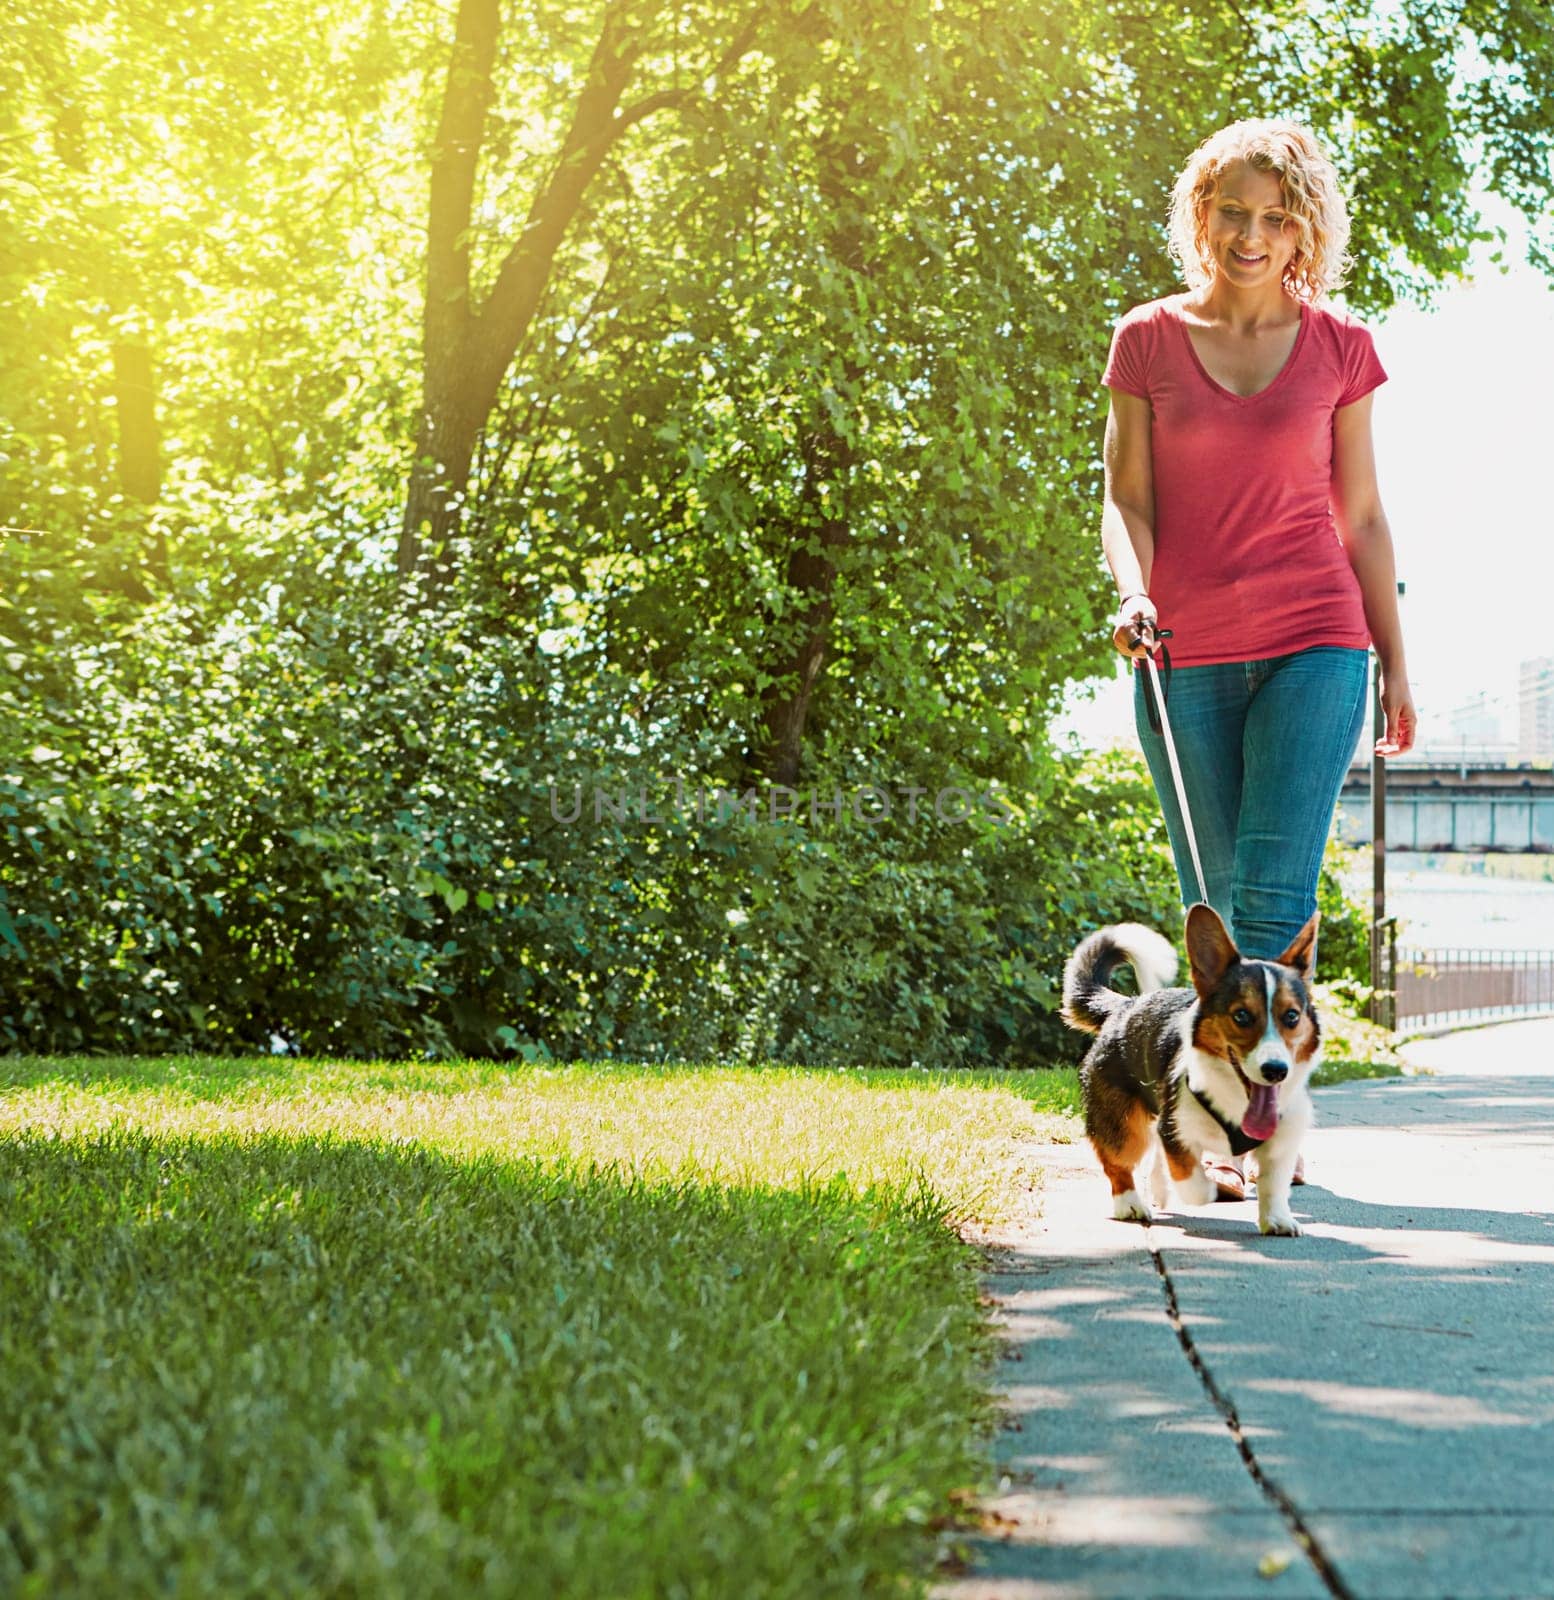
1060, 923, 1178, 1034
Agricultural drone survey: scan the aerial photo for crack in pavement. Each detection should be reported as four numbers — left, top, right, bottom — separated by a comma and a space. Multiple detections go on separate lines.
1147, 1233, 1356, 1600
940, 1032, 1554, 1598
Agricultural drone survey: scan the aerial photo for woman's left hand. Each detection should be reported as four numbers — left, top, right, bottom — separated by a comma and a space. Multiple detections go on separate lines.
1375, 670, 1416, 757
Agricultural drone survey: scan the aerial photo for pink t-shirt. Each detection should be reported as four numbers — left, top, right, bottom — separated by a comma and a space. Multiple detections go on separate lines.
1102, 295, 1386, 666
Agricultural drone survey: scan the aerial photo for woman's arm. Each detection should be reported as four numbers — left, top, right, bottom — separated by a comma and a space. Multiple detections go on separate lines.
1102, 389, 1158, 657
1332, 391, 1416, 755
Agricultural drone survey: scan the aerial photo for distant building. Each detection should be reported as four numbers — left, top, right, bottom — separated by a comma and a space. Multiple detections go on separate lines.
1422, 691, 1517, 767
1519, 658, 1554, 762
1449, 693, 1503, 745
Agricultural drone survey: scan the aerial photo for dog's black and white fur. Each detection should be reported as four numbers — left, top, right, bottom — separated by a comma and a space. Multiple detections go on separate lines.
1061, 903, 1321, 1237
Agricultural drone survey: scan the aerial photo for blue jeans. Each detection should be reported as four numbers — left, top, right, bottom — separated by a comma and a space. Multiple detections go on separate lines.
1133, 646, 1369, 964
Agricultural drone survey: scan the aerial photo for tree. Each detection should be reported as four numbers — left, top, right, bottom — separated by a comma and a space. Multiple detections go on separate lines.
10, 0, 1554, 1060
0, 0, 426, 593
449, 0, 1554, 789
397, 0, 771, 580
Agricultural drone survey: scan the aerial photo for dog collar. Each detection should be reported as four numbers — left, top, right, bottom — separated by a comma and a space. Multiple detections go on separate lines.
1189, 1084, 1265, 1157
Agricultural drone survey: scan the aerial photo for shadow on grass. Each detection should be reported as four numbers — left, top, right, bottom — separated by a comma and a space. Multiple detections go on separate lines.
0, 1130, 994, 1599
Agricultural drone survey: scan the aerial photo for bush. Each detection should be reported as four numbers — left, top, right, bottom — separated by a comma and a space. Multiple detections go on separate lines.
1316, 836, 1372, 985
1, 584, 1181, 1065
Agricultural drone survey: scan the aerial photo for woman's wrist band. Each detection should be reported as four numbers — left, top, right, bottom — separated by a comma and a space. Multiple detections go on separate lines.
1117, 591, 1150, 611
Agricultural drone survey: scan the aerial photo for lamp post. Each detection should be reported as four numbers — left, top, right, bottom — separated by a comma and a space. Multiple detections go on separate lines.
1370, 580, 1404, 1028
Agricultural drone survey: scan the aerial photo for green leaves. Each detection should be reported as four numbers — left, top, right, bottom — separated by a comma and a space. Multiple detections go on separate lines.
7, 0, 1554, 1061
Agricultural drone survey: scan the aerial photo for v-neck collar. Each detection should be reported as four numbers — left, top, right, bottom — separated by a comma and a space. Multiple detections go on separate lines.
1172, 295, 1308, 405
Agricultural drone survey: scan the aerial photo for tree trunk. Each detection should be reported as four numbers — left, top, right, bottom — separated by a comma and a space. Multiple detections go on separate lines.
751, 151, 868, 787
756, 439, 854, 788
108, 336, 169, 593
397, 0, 500, 583
398, 0, 763, 586
399, 378, 491, 579
397, 1, 765, 585
111, 340, 161, 505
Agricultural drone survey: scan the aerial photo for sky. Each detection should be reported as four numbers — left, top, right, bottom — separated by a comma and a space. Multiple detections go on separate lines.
1057, 198, 1554, 753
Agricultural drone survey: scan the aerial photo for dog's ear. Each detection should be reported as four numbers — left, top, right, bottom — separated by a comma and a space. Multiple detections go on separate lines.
1276, 912, 1320, 982
1184, 903, 1238, 998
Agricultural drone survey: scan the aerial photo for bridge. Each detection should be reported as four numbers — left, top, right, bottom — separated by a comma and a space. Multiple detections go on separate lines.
1338, 757, 1554, 852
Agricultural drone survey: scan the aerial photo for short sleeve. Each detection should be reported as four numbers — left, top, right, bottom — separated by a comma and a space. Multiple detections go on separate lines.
1337, 320, 1387, 408
1102, 314, 1149, 398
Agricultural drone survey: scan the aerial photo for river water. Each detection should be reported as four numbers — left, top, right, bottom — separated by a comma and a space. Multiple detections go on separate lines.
1360, 855, 1554, 951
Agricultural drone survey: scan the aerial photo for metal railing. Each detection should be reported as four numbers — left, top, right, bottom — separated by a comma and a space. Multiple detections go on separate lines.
1391, 945, 1554, 1030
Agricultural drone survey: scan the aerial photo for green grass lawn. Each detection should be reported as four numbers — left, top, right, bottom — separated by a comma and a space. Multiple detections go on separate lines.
0, 1044, 1397, 1597
0, 1057, 1081, 1599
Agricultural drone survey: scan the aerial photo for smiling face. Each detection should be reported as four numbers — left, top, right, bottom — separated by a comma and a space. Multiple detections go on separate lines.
1192, 965, 1320, 1086
1202, 160, 1297, 292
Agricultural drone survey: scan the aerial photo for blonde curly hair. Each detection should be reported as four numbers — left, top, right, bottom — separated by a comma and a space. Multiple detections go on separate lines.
1167, 120, 1351, 302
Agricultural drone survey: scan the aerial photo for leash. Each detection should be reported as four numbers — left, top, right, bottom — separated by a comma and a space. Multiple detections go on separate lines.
1136, 622, 1209, 907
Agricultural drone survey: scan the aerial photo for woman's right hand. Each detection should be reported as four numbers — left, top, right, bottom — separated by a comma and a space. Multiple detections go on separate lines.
1111, 592, 1159, 660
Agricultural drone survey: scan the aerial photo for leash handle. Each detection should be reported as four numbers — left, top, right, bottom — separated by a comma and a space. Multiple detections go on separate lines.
1139, 627, 1173, 735
1139, 629, 1209, 908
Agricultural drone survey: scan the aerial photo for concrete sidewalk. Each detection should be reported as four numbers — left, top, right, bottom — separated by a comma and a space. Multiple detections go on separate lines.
937, 1019, 1554, 1600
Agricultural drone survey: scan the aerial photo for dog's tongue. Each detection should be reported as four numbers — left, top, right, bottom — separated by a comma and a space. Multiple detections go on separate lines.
1242, 1083, 1280, 1143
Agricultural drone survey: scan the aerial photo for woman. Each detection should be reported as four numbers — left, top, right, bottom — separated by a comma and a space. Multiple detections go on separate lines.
1100, 119, 1415, 1200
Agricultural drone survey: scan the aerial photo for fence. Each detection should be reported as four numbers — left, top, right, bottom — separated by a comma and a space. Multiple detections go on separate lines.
1390, 944, 1554, 1031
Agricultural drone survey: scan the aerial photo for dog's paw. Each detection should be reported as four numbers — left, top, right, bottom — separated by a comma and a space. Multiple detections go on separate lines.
1259, 1210, 1301, 1237
1113, 1189, 1153, 1224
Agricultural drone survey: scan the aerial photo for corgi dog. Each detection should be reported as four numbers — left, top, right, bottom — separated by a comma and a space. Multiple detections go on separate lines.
1061, 903, 1321, 1237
